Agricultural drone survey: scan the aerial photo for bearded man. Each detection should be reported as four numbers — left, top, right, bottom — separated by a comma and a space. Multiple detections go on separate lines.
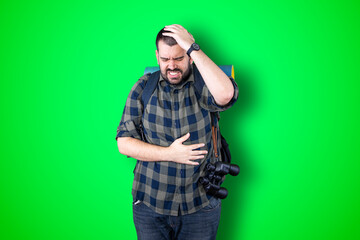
116, 24, 238, 240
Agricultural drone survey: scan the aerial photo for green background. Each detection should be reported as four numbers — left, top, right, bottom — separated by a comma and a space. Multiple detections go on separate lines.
1, 0, 359, 239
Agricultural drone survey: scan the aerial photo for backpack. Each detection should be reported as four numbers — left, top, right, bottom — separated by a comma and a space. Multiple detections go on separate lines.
140, 65, 232, 164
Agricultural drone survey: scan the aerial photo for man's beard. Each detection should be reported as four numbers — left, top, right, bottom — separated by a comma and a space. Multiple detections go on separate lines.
160, 63, 192, 85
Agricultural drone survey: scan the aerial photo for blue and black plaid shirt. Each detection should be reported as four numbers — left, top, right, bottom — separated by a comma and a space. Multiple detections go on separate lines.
116, 66, 238, 216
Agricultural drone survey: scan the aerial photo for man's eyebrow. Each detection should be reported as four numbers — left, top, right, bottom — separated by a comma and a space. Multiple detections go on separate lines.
160, 56, 185, 60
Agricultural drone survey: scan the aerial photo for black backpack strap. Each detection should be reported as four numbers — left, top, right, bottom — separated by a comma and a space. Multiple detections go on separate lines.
138, 71, 160, 142
193, 64, 205, 97
142, 71, 160, 107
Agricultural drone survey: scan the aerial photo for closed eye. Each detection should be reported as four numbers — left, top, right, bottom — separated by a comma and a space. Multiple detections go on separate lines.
160, 56, 184, 62
174, 56, 184, 61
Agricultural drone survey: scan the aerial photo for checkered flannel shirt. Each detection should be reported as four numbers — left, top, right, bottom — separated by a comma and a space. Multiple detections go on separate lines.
116, 66, 239, 216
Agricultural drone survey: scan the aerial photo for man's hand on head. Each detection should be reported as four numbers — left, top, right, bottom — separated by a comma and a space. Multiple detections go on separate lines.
162, 24, 195, 51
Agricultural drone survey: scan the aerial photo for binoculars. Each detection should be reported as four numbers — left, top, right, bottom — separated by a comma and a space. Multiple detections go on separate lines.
198, 162, 240, 199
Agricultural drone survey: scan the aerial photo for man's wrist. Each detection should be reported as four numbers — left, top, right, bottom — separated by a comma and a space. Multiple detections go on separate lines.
185, 42, 194, 51
186, 42, 200, 57
161, 146, 172, 162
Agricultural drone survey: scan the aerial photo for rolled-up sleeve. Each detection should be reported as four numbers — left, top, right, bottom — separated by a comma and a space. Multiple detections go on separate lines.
115, 74, 149, 141
198, 76, 239, 112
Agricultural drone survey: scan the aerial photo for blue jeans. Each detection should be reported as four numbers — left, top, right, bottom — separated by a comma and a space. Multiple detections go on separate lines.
133, 197, 221, 240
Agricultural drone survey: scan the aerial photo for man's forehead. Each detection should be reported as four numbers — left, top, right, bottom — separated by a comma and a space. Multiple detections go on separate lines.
158, 42, 185, 58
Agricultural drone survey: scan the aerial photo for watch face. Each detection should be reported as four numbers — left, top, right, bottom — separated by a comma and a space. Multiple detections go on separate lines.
193, 43, 200, 50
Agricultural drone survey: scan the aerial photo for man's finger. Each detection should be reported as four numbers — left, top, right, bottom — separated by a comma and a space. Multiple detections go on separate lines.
185, 160, 200, 166
172, 24, 185, 30
189, 155, 205, 160
164, 26, 183, 33
165, 24, 183, 29
162, 32, 175, 37
189, 143, 205, 150
177, 133, 190, 143
191, 150, 208, 156
164, 25, 177, 31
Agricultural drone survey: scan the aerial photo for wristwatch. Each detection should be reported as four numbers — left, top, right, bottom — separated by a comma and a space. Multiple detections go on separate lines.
187, 43, 200, 56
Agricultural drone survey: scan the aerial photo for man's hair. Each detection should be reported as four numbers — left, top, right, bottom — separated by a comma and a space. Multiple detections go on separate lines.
156, 28, 177, 50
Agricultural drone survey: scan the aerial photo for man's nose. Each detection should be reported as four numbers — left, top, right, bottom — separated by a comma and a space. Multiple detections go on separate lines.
168, 60, 177, 69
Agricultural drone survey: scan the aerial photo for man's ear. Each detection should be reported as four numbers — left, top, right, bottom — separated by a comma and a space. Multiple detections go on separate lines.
189, 56, 193, 65
155, 50, 159, 65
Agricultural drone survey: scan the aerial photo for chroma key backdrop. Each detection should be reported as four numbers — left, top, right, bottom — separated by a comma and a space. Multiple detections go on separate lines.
1, 0, 359, 239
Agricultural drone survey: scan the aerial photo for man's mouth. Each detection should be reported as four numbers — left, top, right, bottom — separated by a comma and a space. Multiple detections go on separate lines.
167, 70, 181, 78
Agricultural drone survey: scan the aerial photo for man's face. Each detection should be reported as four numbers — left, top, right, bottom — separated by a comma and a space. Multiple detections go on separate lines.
156, 40, 192, 85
